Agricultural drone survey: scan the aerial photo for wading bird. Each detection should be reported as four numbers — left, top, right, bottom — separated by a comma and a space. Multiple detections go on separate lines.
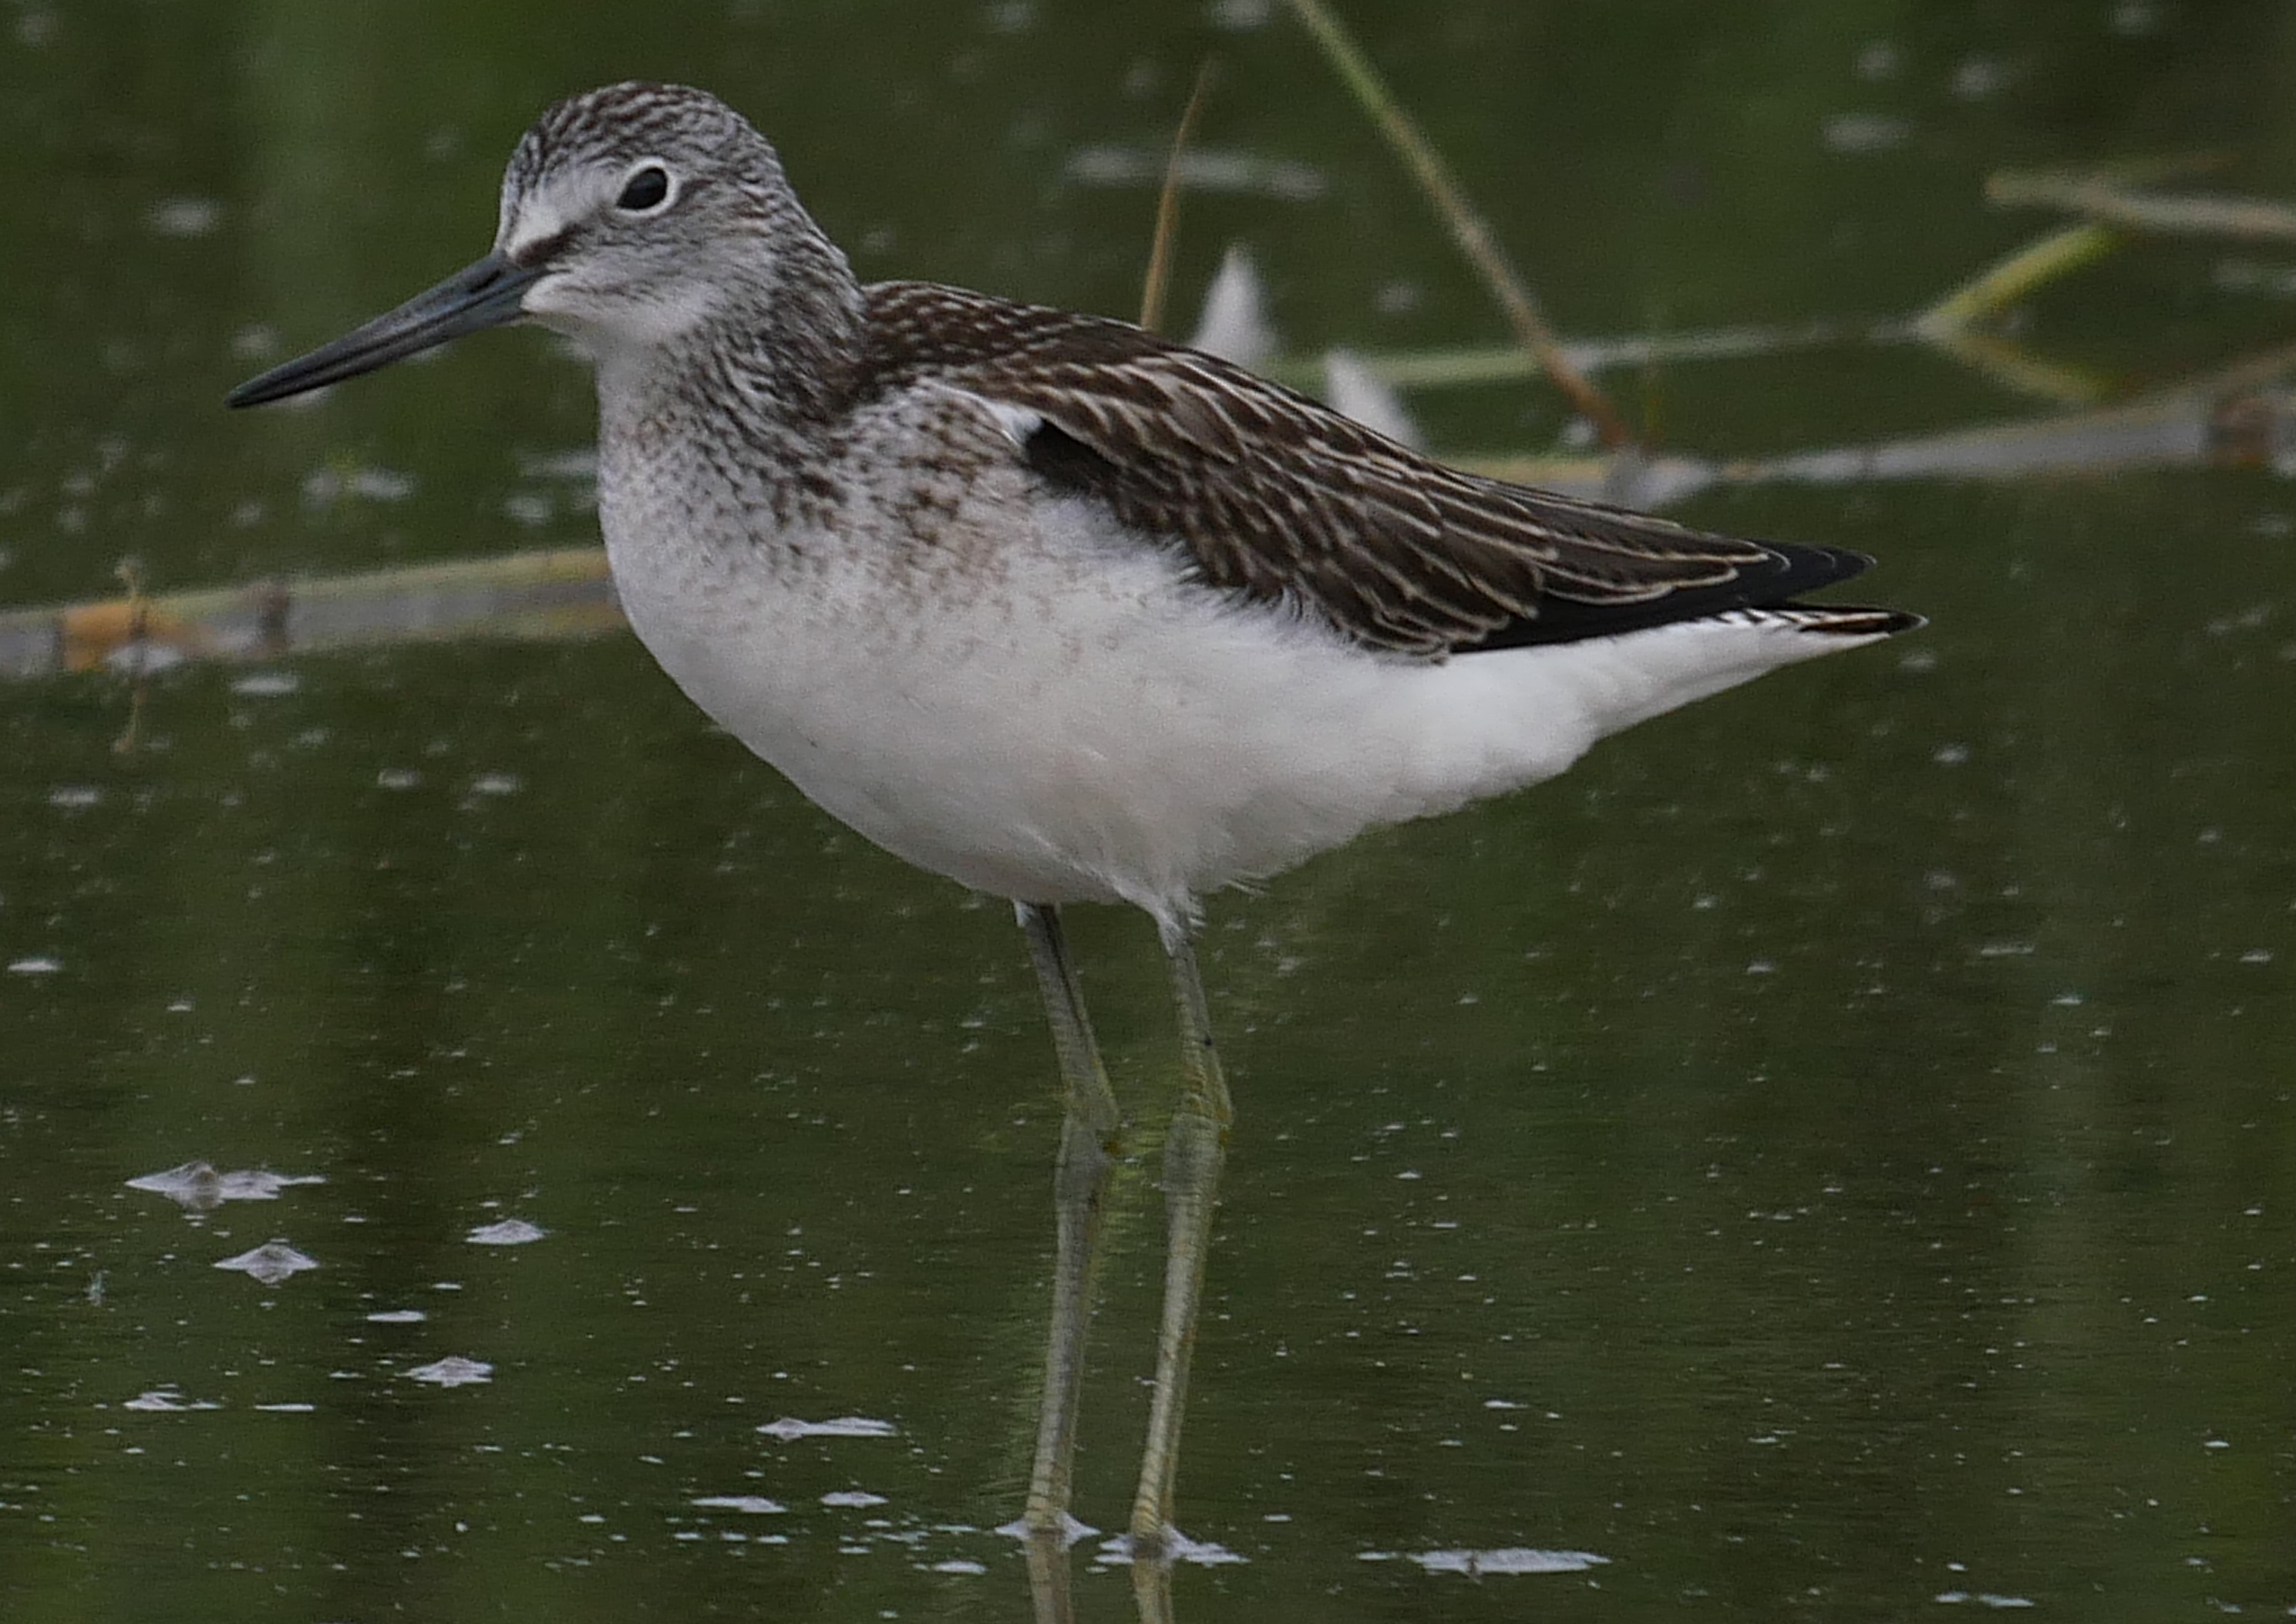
229, 81, 1917, 1562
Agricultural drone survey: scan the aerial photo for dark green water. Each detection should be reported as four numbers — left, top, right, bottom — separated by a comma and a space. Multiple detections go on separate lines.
5, 2, 2295, 1619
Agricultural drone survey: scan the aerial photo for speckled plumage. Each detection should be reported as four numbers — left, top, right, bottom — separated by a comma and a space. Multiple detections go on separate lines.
234, 79, 1917, 935
226, 80, 1922, 1554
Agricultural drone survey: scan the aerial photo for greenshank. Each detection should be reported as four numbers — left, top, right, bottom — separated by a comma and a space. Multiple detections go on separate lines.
227, 81, 1918, 1555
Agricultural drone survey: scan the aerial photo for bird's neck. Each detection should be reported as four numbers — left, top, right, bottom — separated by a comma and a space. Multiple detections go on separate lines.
593, 211, 871, 560
598, 207, 867, 461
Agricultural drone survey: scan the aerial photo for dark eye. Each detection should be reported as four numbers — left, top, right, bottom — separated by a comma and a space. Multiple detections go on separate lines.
616, 165, 672, 212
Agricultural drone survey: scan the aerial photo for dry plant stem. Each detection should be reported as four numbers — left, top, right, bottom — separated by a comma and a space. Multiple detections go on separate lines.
1140, 59, 1220, 333
1917, 222, 2124, 338
1988, 163, 2296, 242
1282, 0, 1633, 449
110, 557, 150, 756
0, 548, 616, 681
1921, 326, 2116, 408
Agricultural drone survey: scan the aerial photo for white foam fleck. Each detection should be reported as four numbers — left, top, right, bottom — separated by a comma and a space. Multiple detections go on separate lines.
756, 1415, 897, 1440
123, 1389, 221, 1412
213, 1241, 318, 1285
1094, 1529, 1246, 1566
128, 1161, 325, 1211
147, 197, 223, 238
405, 1356, 493, 1387
465, 1218, 547, 1245
1365, 1547, 1610, 1576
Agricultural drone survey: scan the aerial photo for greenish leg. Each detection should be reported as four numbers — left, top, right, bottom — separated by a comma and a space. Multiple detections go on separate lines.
1018, 903, 1123, 1540
1129, 929, 1234, 1553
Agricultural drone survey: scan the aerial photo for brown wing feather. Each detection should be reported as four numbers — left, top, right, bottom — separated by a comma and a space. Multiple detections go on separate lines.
863, 281, 1830, 658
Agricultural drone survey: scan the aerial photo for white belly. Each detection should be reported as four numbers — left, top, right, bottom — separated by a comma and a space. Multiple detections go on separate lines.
605, 479, 1879, 941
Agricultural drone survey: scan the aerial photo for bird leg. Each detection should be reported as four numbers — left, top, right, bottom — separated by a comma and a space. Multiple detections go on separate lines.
1017, 902, 1123, 1540
1129, 928, 1233, 1554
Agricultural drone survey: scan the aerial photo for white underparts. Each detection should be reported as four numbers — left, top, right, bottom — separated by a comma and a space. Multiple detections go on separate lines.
601, 411, 1885, 940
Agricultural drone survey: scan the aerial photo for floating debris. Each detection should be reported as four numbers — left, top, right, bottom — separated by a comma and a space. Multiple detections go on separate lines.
756, 1415, 897, 1441
820, 1490, 887, 1509
404, 1356, 493, 1387
128, 1161, 326, 1212
365, 1309, 427, 1324
465, 1218, 547, 1246
927, 1558, 988, 1575
6, 958, 60, 976
1358, 1547, 1611, 1575
213, 1240, 319, 1285
1934, 1594, 2036, 1609
692, 1494, 787, 1514
122, 1389, 221, 1412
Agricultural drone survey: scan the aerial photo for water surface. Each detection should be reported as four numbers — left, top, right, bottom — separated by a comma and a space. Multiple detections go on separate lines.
4, 3, 2294, 1619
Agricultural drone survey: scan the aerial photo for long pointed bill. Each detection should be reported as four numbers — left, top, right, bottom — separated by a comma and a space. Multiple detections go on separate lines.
225, 250, 545, 409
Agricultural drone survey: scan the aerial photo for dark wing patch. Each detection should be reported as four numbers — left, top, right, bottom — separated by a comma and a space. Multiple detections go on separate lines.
864, 281, 1898, 658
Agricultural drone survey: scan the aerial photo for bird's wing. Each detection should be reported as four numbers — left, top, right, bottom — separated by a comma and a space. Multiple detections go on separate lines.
864, 281, 1887, 659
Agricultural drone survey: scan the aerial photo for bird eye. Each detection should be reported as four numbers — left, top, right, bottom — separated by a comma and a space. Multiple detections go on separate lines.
616, 164, 672, 213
